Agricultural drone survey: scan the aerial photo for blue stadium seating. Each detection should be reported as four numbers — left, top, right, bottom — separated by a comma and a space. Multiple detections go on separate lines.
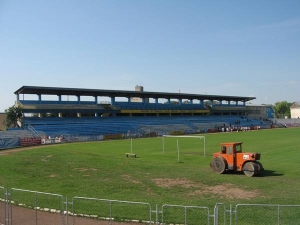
0, 129, 35, 139
22, 115, 269, 138
114, 102, 207, 110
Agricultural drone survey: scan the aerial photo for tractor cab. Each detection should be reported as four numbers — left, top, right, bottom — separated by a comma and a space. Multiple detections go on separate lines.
220, 142, 242, 154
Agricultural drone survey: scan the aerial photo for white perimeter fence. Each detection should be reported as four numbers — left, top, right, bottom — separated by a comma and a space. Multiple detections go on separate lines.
0, 186, 300, 225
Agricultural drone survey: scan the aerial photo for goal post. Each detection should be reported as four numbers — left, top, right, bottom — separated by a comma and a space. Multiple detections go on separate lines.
162, 135, 206, 157
125, 138, 136, 158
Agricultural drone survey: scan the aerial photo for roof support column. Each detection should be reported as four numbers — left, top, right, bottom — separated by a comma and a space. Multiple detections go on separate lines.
94, 96, 98, 104
200, 100, 204, 106
210, 100, 214, 106
190, 99, 193, 104
77, 96, 80, 104
111, 97, 115, 105
179, 99, 182, 105
127, 97, 131, 103
243, 101, 246, 106
236, 101, 238, 106
167, 98, 171, 104
58, 95, 62, 104
155, 98, 158, 104
38, 94, 41, 104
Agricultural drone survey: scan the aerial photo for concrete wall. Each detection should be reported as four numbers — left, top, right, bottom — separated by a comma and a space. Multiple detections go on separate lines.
291, 108, 300, 119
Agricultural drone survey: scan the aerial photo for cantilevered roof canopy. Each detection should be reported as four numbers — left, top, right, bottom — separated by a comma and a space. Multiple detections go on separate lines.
15, 86, 256, 102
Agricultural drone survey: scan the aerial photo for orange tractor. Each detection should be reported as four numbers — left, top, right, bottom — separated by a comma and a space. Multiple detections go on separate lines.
210, 142, 264, 177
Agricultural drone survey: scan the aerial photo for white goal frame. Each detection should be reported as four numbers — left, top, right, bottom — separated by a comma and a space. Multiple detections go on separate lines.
162, 135, 206, 158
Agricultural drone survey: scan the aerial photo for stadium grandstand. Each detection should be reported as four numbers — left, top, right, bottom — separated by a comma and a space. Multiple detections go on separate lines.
0, 85, 274, 149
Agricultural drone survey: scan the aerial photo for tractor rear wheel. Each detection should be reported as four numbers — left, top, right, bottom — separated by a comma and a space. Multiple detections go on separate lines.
211, 157, 227, 174
242, 162, 262, 177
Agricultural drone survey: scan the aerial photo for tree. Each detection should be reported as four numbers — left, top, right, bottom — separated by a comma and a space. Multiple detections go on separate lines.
163, 100, 179, 104
204, 100, 212, 109
33, 113, 59, 117
273, 101, 292, 118
4, 105, 23, 128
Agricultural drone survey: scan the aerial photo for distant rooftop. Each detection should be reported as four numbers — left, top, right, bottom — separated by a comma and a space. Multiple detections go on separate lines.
15, 85, 256, 102
291, 102, 300, 108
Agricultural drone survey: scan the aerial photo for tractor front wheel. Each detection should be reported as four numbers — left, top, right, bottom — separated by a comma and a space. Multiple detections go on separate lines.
242, 162, 263, 177
255, 161, 264, 174
211, 157, 227, 174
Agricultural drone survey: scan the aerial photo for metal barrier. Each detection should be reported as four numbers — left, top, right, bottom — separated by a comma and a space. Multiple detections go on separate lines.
214, 203, 228, 225
0, 186, 6, 225
162, 204, 210, 225
72, 197, 152, 225
9, 188, 65, 225
26, 124, 40, 137
1, 187, 300, 225
235, 204, 300, 225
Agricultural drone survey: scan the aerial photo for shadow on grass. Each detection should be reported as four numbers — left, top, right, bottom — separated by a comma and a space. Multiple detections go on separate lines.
221, 170, 283, 177
260, 170, 283, 177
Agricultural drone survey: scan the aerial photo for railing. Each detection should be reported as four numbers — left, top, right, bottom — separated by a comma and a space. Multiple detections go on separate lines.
9, 188, 65, 225
0, 186, 6, 225
26, 124, 40, 137
1, 187, 300, 225
235, 204, 300, 225
72, 197, 152, 225
162, 204, 211, 225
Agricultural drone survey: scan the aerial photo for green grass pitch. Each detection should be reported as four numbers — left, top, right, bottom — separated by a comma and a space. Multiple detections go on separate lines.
0, 127, 299, 210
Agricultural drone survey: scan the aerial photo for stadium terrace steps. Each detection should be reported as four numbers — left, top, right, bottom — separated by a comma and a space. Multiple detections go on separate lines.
0, 129, 35, 139
21, 115, 269, 138
192, 122, 228, 130
139, 124, 192, 133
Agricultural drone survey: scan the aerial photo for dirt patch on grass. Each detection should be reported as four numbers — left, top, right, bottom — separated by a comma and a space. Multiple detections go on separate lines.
152, 178, 201, 188
0, 145, 46, 156
152, 178, 259, 200
121, 175, 157, 197
71, 168, 98, 177
190, 183, 260, 200
184, 152, 201, 156
49, 174, 58, 178
121, 174, 143, 184
71, 168, 98, 172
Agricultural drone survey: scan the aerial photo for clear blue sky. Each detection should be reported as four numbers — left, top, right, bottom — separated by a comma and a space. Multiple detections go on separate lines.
1, 0, 299, 112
